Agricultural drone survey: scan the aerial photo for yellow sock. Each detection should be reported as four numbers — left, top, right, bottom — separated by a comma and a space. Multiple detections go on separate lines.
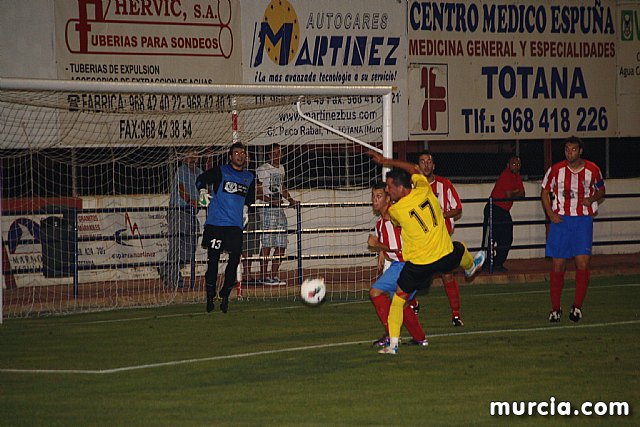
388, 293, 406, 339
460, 242, 474, 271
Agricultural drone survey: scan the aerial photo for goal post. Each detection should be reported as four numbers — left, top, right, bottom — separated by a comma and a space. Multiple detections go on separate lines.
0, 78, 393, 318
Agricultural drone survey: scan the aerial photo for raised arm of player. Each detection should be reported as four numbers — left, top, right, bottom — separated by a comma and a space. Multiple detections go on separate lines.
368, 151, 420, 176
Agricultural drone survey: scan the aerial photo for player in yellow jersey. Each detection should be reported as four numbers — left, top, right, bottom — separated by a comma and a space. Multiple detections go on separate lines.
368, 151, 486, 354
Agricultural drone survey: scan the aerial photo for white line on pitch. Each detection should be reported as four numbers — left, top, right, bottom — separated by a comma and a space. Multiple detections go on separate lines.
10, 283, 640, 327
2, 319, 639, 376
468, 282, 640, 298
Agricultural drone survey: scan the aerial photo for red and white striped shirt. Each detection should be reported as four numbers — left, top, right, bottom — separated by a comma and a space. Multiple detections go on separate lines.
375, 216, 404, 262
541, 160, 605, 216
430, 175, 462, 234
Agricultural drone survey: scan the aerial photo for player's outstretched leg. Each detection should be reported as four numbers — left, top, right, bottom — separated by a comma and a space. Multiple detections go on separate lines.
459, 242, 485, 278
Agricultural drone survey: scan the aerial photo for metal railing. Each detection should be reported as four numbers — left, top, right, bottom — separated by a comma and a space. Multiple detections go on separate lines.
3, 193, 639, 294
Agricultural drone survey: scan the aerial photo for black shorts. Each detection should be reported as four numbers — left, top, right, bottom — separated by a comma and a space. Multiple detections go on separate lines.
201, 225, 243, 254
397, 241, 465, 294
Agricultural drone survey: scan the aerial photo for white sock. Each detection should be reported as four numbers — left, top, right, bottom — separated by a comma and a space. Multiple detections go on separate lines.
390, 337, 399, 348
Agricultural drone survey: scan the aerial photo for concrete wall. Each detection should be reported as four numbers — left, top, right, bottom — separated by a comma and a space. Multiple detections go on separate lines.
289, 177, 640, 269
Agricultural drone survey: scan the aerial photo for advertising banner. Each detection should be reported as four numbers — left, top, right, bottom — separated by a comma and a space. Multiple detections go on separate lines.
2, 199, 208, 288
408, 0, 619, 140
1, 1, 245, 149
241, 0, 408, 144
54, 0, 242, 83
617, 1, 640, 137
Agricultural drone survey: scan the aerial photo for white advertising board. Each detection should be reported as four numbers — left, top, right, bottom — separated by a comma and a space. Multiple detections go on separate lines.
1, 1, 242, 82
1, 197, 209, 288
617, 1, 640, 137
407, 0, 620, 140
241, 0, 408, 144
54, 0, 242, 83
0, 1, 245, 149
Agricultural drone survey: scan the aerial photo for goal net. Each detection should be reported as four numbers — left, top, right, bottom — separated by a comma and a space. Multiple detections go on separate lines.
0, 78, 392, 319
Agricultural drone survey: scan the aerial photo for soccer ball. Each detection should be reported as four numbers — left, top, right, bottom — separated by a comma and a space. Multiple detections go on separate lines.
300, 277, 326, 305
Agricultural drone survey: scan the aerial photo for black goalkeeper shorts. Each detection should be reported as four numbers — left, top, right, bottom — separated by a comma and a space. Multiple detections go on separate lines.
201, 225, 243, 255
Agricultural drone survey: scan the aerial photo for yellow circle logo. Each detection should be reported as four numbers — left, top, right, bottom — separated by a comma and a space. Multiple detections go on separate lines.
261, 0, 299, 65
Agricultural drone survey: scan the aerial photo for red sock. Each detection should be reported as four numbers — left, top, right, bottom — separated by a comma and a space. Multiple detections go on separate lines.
403, 305, 426, 341
371, 294, 391, 333
444, 279, 460, 317
550, 271, 565, 311
574, 269, 590, 308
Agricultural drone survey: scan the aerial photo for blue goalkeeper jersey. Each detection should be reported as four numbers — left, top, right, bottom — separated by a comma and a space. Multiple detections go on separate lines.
197, 164, 255, 228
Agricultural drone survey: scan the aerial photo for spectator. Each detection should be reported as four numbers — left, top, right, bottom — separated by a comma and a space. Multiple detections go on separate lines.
256, 143, 299, 285
481, 155, 525, 273
541, 136, 605, 323
159, 150, 202, 289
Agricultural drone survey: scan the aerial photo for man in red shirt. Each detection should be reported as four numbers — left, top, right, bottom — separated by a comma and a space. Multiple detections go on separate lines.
417, 151, 465, 326
541, 136, 605, 323
481, 156, 525, 273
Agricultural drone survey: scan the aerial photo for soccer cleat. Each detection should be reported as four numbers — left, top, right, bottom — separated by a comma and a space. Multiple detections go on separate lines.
378, 345, 398, 355
452, 316, 464, 327
410, 300, 420, 315
272, 277, 286, 286
205, 284, 217, 313
262, 277, 286, 286
372, 335, 390, 347
220, 295, 229, 313
406, 339, 429, 346
465, 250, 486, 278
549, 309, 562, 323
569, 306, 582, 322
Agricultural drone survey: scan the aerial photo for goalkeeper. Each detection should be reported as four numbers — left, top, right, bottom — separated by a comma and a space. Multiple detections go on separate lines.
197, 143, 255, 313
368, 151, 485, 355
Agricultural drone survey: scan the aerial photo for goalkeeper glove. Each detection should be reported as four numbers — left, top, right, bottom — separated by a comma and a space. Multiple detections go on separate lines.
198, 188, 211, 207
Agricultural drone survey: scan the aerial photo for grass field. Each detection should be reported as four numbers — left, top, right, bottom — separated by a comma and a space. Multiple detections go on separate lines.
1, 275, 639, 426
